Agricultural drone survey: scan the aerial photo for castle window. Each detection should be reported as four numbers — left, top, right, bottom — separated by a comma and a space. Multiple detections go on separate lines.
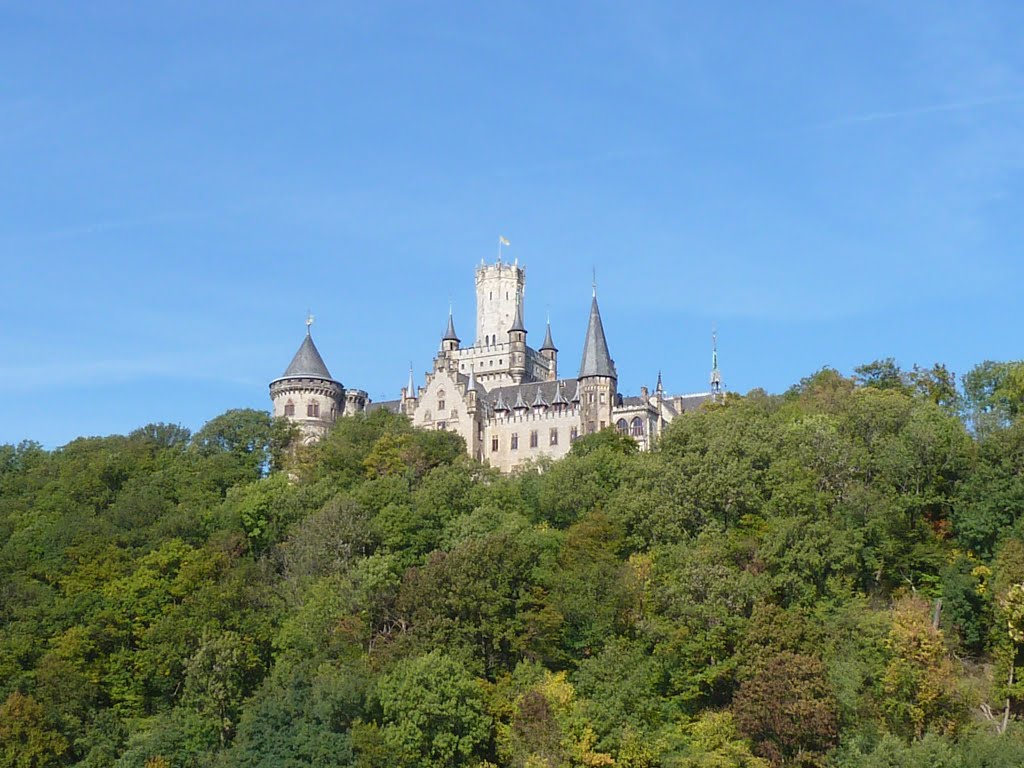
630, 417, 644, 437
570, 426, 578, 443
437, 421, 446, 431
530, 430, 538, 448
511, 433, 519, 450
307, 401, 320, 418
492, 436, 498, 452
284, 401, 295, 417
438, 400, 445, 411
616, 418, 628, 434
550, 428, 558, 445
499, 359, 503, 365
600, 393, 605, 404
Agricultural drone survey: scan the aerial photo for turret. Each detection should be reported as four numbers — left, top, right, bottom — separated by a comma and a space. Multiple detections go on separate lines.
540, 319, 558, 381
508, 298, 527, 384
401, 364, 418, 414
577, 286, 617, 434
441, 308, 460, 354
269, 317, 344, 441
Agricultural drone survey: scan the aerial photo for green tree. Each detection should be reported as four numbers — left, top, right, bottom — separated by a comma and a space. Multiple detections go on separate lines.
374, 651, 491, 768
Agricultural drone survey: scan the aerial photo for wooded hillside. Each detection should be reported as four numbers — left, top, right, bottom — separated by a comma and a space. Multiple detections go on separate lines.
2, 360, 1024, 767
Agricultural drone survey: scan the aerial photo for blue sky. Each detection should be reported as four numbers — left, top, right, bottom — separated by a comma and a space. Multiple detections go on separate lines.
1, 2, 1022, 446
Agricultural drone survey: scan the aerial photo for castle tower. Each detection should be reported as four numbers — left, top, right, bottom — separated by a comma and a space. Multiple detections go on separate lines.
270, 318, 345, 441
577, 287, 617, 434
540, 320, 558, 381
475, 259, 525, 347
508, 300, 527, 384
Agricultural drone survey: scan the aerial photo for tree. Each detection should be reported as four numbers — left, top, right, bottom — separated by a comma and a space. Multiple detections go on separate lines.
855, 359, 909, 393
374, 651, 491, 768
0, 691, 69, 768
881, 597, 964, 739
732, 652, 839, 767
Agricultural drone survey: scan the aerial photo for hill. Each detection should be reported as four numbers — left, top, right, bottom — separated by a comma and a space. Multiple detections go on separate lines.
2, 360, 1024, 767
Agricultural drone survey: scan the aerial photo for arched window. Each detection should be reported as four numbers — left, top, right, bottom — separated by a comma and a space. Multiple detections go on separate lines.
307, 401, 320, 418
284, 400, 295, 417
630, 417, 644, 437
616, 418, 628, 434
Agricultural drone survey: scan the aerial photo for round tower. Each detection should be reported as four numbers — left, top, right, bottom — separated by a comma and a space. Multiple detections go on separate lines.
508, 299, 527, 384
540, 320, 558, 381
269, 319, 344, 442
577, 288, 617, 434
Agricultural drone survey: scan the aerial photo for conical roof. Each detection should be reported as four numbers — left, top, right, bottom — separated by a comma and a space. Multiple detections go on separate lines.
513, 389, 528, 410
508, 301, 526, 333
443, 311, 460, 343
280, 331, 334, 381
532, 387, 548, 408
540, 321, 557, 352
578, 295, 616, 378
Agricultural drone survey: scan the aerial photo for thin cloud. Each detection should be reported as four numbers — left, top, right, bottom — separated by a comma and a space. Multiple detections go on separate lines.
817, 93, 1024, 128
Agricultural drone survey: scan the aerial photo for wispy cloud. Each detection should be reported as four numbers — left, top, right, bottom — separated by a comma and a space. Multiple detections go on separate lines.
817, 93, 1024, 129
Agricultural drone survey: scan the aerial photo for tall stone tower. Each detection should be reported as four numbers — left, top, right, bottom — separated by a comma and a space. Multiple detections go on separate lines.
269, 322, 344, 442
475, 260, 525, 347
577, 289, 617, 434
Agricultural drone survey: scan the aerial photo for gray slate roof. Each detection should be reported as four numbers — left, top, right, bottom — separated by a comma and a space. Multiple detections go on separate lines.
278, 333, 335, 381
509, 301, 526, 333
540, 321, 557, 352
443, 312, 460, 342
578, 295, 616, 378
368, 399, 402, 414
479, 378, 583, 415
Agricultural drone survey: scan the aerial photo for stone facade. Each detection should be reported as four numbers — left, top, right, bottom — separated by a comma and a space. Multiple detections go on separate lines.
270, 258, 722, 470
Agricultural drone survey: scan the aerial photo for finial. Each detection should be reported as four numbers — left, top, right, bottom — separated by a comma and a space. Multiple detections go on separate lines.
592, 267, 597, 297
306, 310, 314, 335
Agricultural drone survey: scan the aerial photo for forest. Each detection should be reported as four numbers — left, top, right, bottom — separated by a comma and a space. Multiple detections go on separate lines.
2, 358, 1024, 768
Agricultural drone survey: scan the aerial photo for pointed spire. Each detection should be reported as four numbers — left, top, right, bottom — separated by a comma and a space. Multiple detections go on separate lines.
578, 292, 617, 379
494, 390, 509, 412
407, 364, 416, 400
571, 380, 582, 403
443, 306, 460, 343
509, 296, 526, 334
656, 370, 664, 394
467, 364, 479, 393
710, 327, 722, 395
280, 322, 333, 381
540, 319, 557, 352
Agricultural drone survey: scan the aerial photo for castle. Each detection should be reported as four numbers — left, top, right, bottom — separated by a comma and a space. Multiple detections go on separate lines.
269, 256, 722, 471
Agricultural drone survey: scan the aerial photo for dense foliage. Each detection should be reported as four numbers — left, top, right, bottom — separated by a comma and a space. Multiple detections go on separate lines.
2, 360, 1024, 767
